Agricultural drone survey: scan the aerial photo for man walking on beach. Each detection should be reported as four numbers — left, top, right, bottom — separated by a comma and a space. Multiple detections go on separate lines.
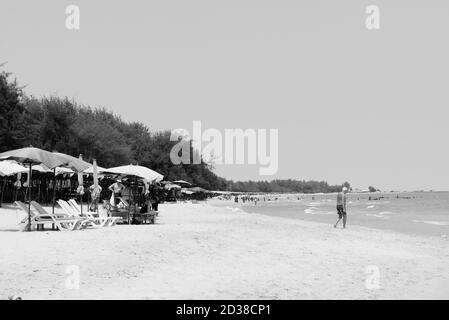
334, 187, 348, 228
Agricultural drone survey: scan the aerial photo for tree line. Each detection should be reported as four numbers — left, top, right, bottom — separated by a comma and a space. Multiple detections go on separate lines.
1, 68, 350, 193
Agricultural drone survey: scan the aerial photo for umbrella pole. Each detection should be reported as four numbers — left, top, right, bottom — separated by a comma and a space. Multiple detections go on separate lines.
80, 193, 83, 215
0, 178, 4, 208
133, 179, 139, 221
52, 168, 56, 215
128, 185, 131, 224
28, 163, 32, 232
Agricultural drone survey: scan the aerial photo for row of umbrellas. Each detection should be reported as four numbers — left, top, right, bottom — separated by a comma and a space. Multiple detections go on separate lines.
160, 181, 209, 194
0, 160, 164, 183
0, 147, 164, 231
0, 147, 93, 231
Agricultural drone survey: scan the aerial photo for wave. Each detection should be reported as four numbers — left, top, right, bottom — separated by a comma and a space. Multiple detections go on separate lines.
307, 202, 322, 206
366, 213, 390, 219
412, 220, 449, 226
378, 211, 397, 215
304, 207, 335, 215
304, 207, 317, 214
225, 206, 244, 213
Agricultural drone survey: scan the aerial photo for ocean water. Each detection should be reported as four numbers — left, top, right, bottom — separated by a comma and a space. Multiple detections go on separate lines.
214, 192, 449, 238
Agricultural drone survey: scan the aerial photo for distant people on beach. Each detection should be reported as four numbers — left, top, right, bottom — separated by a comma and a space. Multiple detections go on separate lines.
334, 187, 348, 229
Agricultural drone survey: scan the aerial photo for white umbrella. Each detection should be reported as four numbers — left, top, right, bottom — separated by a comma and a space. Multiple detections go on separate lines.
102, 164, 163, 224
92, 159, 99, 189
31, 164, 52, 173
164, 183, 181, 190
102, 164, 163, 183
84, 164, 107, 174
55, 167, 75, 176
173, 180, 192, 186
0, 147, 70, 231
0, 161, 28, 176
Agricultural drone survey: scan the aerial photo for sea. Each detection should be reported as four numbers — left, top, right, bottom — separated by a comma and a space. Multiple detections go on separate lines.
212, 192, 449, 238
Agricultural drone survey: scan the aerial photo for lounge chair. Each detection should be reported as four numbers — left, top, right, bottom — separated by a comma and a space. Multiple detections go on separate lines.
16, 201, 51, 231
30, 201, 91, 231
68, 199, 122, 226
117, 197, 130, 209
57, 200, 110, 228
15, 201, 88, 231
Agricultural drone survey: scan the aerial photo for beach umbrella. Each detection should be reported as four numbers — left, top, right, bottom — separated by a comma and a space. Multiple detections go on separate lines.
90, 159, 100, 213
181, 188, 194, 195
84, 164, 106, 174
187, 187, 209, 193
0, 147, 69, 231
0, 147, 68, 169
0, 161, 28, 207
173, 180, 192, 187
55, 167, 75, 176
50, 152, 91, 214
92, 159, 99, 189
102, 164, 163, 183
52, 152, 91, 172
0, 161, 28, 176
164, 183, 182, 190
31, 165, 52, 173
102, 165, 163, 224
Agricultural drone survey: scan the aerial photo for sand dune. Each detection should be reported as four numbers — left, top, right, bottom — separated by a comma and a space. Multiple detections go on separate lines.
1, 202, 448, 299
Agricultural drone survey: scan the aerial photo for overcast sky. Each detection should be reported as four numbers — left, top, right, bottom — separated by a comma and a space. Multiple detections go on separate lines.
1, 0, 448, 191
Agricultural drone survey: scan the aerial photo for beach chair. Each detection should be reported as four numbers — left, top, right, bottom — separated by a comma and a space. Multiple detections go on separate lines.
101, 200, 129, 224
117, 197, 130, 209
68, 199, 122, 226
15, 201, 87, 231
57, 200, 109, 228
30, 201, 90, 231
15, 201, 49, 231
140, 211, 156, 224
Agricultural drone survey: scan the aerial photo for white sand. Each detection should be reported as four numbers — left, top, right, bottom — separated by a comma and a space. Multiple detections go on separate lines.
1, 201, 448, 300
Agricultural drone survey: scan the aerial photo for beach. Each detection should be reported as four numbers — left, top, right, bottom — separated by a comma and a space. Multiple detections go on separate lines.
1, 201, 449, 300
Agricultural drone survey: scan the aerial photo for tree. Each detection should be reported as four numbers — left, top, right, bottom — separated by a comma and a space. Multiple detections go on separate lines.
342, 181, 352, 191
0, 67, 354, 193
0, 69, 25, 151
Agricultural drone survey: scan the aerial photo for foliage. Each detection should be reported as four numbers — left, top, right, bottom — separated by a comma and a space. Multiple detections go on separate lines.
0, 68, 350, 192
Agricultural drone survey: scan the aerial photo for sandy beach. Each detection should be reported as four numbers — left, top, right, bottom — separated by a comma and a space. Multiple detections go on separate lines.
1, 201, 449, 300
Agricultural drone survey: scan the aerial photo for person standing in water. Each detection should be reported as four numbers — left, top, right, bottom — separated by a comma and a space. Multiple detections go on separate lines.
334, 187, 348, 228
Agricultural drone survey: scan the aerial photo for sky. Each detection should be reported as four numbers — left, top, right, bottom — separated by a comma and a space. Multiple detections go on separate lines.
1, 0, 448, 191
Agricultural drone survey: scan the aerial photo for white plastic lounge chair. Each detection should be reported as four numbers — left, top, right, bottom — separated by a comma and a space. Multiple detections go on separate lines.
30, 201, 90, 231
58, 199, 111, 228
15, 201, 87, 231
68, 199, 122, 226
16, 201, 53, 231
117, 197, 130, 209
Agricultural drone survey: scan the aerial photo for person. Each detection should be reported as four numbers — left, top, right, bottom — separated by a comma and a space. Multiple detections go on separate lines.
334, 186, 349, 228
151, 186, 161, 211
108, 179, 125, 206
89, 184, 102, 212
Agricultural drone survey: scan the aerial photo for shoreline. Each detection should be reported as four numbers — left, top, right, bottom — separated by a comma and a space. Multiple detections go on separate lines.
1, 202, 449, 299
209, 195, 449, 239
